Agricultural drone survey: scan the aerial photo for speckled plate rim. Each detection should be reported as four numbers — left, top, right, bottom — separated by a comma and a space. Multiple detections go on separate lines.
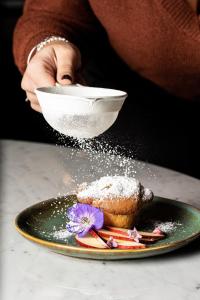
15, 197, 200, 256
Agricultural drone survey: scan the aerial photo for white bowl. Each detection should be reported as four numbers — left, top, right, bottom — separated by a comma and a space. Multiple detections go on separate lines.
35, 85, 127, 139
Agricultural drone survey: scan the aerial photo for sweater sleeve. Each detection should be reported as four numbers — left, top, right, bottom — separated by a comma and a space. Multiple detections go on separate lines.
13, 0, 105, 74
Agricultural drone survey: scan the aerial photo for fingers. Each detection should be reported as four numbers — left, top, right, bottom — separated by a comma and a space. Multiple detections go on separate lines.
21, 75, 41, 112
30, 60, 56, 88
56, 45, 81, 85
26, 91, 42, 112
30, 103, 41, 113
21, 60, 56, 112
21, 42, 82, 114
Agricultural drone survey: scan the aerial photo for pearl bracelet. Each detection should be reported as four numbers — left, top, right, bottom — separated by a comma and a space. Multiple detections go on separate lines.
36, 36, 69, 52
27, 36, 69, 64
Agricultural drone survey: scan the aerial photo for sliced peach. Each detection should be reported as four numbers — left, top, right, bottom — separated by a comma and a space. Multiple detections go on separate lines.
138, 230, 165, 238
98, 229, 133, 241
106, 226, 165, 239
75, 235, 145, 249
89, 229, 110, 248
116, 240, 146, 249
98, 229, 158, 243
75, 234, 109, 249
98, 234, 146, 249
106, 226, 129, 237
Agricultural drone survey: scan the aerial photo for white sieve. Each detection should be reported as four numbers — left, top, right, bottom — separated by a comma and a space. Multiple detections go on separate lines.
35, 85, 127, 139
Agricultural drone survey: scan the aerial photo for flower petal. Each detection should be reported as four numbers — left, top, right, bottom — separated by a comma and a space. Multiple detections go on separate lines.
128, 227, 142, 243
66, 203, 104, 236
67, 204, 79, 222
93, 210, 104, 230
78, 225, 92, 237
66, 221, 83, 234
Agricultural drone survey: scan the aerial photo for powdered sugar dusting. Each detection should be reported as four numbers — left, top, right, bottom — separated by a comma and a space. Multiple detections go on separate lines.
154, 221, 182, 233
141, 187, 153, 202
53, 229, 73, 240
77, 176, 141, 200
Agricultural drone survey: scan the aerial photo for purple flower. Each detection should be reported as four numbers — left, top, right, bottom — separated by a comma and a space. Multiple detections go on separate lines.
127, 227, 142, 243
66, 203, 104, 237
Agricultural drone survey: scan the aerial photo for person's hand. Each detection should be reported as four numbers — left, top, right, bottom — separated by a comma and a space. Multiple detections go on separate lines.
21, 42, 81, 112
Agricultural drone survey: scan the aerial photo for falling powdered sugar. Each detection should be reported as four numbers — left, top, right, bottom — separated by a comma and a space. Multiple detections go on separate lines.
54, 131, 157, 189
56, 134, 142, 179
75, 137, 139, 178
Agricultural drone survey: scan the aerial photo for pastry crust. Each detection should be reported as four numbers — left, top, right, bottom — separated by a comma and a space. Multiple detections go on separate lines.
77, 176, 153, 228
78, 196, 142, 215
103, 211, 138, 229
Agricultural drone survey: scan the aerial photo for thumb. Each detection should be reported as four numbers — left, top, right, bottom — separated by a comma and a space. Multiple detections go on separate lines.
32, 63, 56, 88
56, 46, 80, 85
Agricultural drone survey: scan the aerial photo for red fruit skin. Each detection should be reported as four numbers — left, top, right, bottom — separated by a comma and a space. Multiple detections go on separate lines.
106, 226, 129, 237
75, 234, 109, 249
97, 230, 146, 249
89, 229, 110, 248
106, 226, 165, 238
98, 230, 132, 241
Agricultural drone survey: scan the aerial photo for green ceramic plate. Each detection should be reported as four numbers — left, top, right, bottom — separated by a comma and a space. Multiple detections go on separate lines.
15, 196, 200, 260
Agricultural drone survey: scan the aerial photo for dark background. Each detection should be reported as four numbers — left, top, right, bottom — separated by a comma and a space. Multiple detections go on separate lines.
1, 0, 200, 179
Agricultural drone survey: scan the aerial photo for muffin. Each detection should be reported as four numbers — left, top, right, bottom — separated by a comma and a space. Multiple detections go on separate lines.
77, 176, 153, 228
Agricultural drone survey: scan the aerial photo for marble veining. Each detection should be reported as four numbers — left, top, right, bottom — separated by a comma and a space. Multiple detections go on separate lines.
0, 140, 200, 300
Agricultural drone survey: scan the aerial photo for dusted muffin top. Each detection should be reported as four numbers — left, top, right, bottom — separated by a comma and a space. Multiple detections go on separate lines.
78, 176, 151, 200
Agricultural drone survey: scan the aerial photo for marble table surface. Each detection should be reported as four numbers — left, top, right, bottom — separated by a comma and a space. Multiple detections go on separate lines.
1, 139, 200, 300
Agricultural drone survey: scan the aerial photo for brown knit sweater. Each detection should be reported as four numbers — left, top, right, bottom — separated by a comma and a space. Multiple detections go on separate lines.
13, 0, 200, 99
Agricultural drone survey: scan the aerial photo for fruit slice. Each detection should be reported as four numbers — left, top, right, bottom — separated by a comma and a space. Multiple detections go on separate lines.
89, 229, 110, 248
98, 229, 161, 243
106, 226, 165, 239
116, 240, 146, 249
89, 229, 146, 249
98, 233, 146, 249
75, 234, 146, 249
138, 230, 165, 238
75, 234, 109, 249
98, 229, 133, 241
